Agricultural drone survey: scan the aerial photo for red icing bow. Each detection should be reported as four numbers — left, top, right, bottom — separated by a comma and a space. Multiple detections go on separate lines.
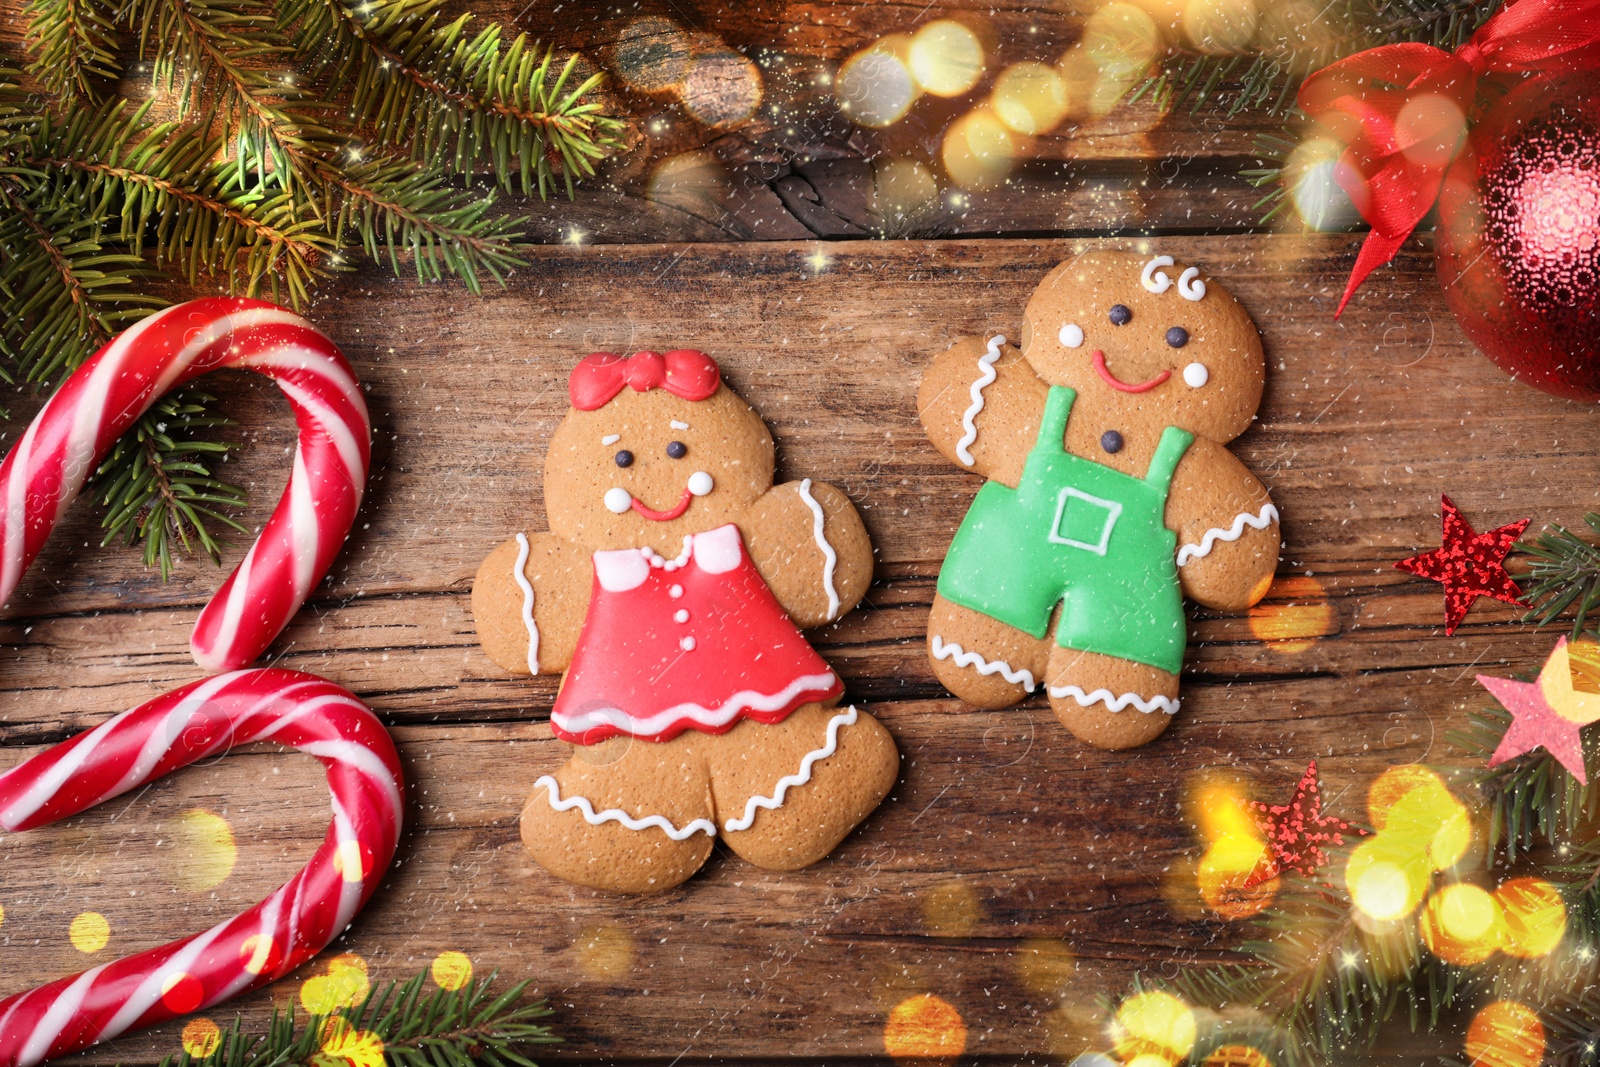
1298, 0, 1600, 316
569, 349, 721, 410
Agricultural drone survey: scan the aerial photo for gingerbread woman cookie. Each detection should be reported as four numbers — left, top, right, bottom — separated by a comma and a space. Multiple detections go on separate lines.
474, 349, 898, 893
918, 251, 1280, 750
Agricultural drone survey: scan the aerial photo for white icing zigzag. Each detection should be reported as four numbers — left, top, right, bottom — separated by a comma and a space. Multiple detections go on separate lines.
954, 335, 1006, 466
533, 775, 717, 841
1047, 685, 1180, 715
930, 634, 1036, 691
512, 533, 540, 673
797, 478, 840, 621
1176, 503, 1279, 567
724, 705, 858, 833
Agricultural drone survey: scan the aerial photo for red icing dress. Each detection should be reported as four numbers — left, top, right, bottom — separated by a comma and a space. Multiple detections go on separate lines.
551, 524, 843, 745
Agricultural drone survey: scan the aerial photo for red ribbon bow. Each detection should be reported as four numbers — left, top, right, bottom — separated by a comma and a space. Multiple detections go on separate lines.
569, 349, 722, 410
1298, 0, 1600, 316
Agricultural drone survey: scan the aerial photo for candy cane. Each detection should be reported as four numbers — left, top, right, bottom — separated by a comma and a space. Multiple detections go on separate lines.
0, 297, 371, 673
0, 300, 394, 1067
0, 669, 404, 1067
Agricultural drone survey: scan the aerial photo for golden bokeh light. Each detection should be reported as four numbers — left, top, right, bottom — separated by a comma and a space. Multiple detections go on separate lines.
1395, 93, 1467, 169
908, 20, 985, 98
922, 877, 982, 938
161, 971, 205, 1014
1495, 878, 1567, 959
301, 954, 370, 1015
1283, 137, 1360, 232
1113, 991, 1196, 1064
1543, 639, 1600, 725
610, 16, 690, 94
182, 1018, 222, 1058
1421, 884, 1502, 966
1186, 775, 1276, 920
648, 151, 732, 218
70, 911, 110, 953
1080, 3, 1163, 80
991, 62, 1068, 135
1247, 576, 1335, 653
240, 934, 282, 976
331, 839, 370, 884
680, 48, 763, 127
431, 951, 473, 991
1465, 1001, 1545, 1067
1346, 838, 1426, 922
319, 1018, 386, 1067
574, 922, 636, 980
1365, 765, 1471, 871
1182, 0, 1260, 54
0, 902, 6, 927
883, 993, 967, 1062
1014, 938, 1076, 998
1201, 1046, 1274, 1067
837, 39, 918, 128
872, 158, 940, 231
168, 809, 238, 892
941, 107, 1015, 190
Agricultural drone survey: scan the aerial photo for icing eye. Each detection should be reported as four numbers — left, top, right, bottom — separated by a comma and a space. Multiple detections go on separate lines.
1183, 362, 1209, 388
614, 450, 634, 468
1108, 304, 1132, 326
1166, 326, 1189, 348
666, 440, 687, 459
1058, 323, 1084, 348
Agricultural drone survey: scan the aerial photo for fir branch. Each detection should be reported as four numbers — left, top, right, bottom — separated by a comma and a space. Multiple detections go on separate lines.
165, 969, 558, 1067
276, 0, 624, 196
22, 0, 120, 100
1518, 514, 1600, 640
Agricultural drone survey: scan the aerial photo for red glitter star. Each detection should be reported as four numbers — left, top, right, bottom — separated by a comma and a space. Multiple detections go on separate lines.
1394, 495, 1529, 636
1248, 760, 1363, 880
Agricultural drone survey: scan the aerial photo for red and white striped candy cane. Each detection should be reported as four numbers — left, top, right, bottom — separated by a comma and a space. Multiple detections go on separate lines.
0, 669, 404, 1067
0, 297, 371, 673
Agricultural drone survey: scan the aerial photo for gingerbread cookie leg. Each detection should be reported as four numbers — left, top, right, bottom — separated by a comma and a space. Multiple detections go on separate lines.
1044, 646, 1179, 750
927, 594, 1049, 709
520, 737, 716, 894
705, 702, 898, 871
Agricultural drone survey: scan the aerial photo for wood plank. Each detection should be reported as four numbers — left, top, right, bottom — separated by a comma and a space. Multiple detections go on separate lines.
0, 235, 1586, 1063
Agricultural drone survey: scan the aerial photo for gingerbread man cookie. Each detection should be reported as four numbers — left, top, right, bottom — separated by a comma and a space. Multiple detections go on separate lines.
474, 349, 899, 893
918, 251, 1280, 750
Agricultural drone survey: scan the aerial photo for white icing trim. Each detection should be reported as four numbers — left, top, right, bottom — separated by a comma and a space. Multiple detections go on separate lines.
723, 705, 858, 833
512, 533, 540, 673
594, 548, 651, 591
670, 420, 689, 430
1176, 503, 1279, 567
1141, 255, 1175, 293
930, 635, 1035, 691
797, 479, 840, 621
642, 537, 693, 570
602, 434, 621, 446
1047, 685, 1179, 715
954, 335, 1005, 466
1178, 266, 1206, 301
533, 776, 716, 840
552, 670, 838, 738
691, 524, 740, 574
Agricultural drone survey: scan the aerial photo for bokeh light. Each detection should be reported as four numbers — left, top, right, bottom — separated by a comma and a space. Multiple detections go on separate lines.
1495, 878, 1567, 958
941, 107, 1015, 190
610, 17, 690, 94
1465, 1001, 1545, 1067
908, 21, 985, 98
331, 839, 372, 884
431, 951, 473, 991
1420, 884, 1502, 966
574, 922, 636, 980
883, 993, 967, 1062
1014, 937, 1077, 998
301, 954, 370, 1015
680, 46, 763, 127
1346, 838, 1426, 922
162, 971, 205, 1014
1186, 775, 1275, 920
1366, 765, 1470, 870
1201, 1046, 1274, 1067
168, 809, 238, 892
1395, 93, 1468, 169
837, 38, 918, 127
1283, 137, 1361, 232
1182, 0, 1260, 54
0, 903, 6, 927
872, 158, 940, 233
1247, 575, 1335, 653
648, 151, 731, 218
992, 62, 1069, 135
1113, 991, 1196, 1064
319, 1018, 385, 1067
70, 911, 110, 953
1080, 3, 1163, 80
182, 1018, 222, 1058
922, 877, 982, 938
240, 934, 282, 976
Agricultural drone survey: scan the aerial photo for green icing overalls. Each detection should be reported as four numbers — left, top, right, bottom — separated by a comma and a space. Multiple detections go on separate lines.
936, 386, 1194, 675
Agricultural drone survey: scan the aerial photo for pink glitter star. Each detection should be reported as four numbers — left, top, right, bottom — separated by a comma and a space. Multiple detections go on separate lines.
1478, 671, 1589, 784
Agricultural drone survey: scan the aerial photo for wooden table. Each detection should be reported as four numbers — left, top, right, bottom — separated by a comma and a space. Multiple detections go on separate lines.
3, 4, 1595, 1065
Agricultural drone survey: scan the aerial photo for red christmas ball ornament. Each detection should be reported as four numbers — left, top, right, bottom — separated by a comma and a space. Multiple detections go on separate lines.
1435, 75, 1600, 400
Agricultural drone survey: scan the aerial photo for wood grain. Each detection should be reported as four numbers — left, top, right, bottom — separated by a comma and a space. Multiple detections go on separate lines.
0, 235, 1590, 1063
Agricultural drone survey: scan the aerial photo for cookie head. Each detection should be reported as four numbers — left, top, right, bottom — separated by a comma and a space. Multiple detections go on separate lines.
1019, 250, 1265, 442
544, 350, 775, 552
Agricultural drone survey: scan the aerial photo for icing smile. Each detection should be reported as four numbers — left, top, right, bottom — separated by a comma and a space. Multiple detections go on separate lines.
604, 471, 715, 520
1091, 350, 1170, 393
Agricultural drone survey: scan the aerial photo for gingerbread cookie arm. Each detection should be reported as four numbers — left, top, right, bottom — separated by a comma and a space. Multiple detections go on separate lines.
916, 335, 1050, 489
1165, 439, 1280, 612
472, 532, 592, 675
743, 480, 873, 629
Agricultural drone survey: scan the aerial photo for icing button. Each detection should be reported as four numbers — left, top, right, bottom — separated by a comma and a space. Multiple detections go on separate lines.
674, 609, 689, 623
1165, 326, 1189, 348
1100, 430, 1124, 454
1109, 304, 1132, 326
669, 584, 684, 598
680, 636, 696, 652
